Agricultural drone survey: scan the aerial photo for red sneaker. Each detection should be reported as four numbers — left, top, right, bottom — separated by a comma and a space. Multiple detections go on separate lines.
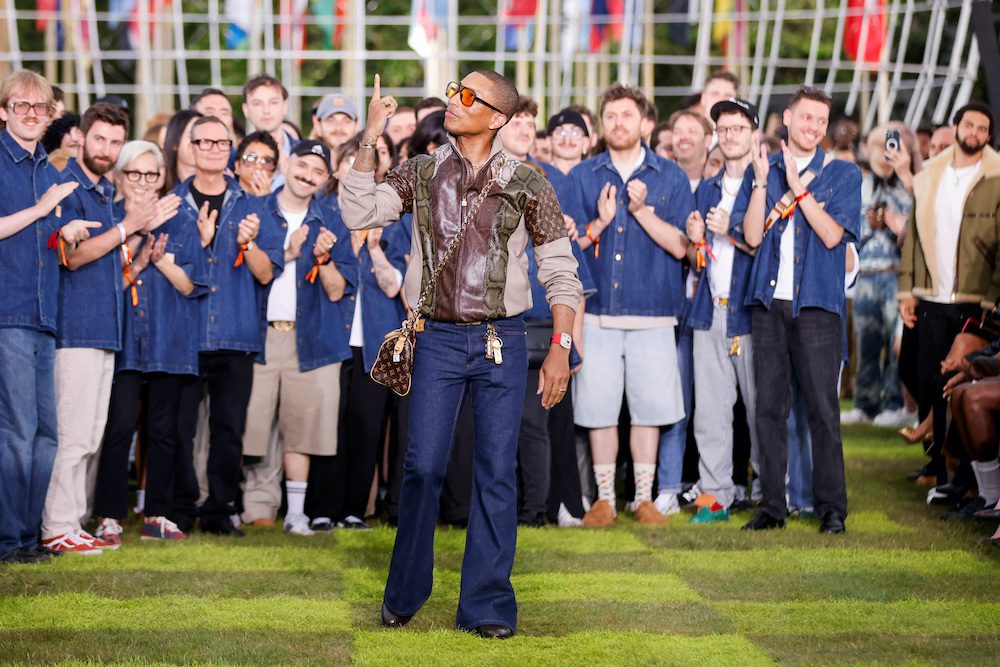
41, 532, 103, 555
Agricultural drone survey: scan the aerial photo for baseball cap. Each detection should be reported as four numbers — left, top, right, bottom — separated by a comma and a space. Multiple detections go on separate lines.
710, 97, 759, 129
547, 108, 589, 137
289, 140, 332, 172
316, 94, 359, 121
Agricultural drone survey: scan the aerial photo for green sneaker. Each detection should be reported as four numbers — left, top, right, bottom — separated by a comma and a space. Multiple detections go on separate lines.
689, 506, 730, 524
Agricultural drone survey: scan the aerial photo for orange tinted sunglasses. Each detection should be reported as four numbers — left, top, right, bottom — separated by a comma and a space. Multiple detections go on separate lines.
445, 81, 505, 115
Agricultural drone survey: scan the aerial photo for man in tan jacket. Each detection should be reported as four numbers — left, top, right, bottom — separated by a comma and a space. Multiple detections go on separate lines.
898, 101, 1000, 484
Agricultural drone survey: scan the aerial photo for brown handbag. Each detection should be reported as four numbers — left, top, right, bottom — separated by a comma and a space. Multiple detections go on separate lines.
370, 156, 505, 396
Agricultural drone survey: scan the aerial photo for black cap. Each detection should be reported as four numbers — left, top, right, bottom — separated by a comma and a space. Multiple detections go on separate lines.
289, 140, 332, 172
547, 108, 589, 137
710, 97, 759, 129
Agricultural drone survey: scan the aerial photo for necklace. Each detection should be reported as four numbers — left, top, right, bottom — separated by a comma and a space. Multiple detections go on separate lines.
721, 174, 740, 197
950, 161, 978, 188
471, 158, 489, 171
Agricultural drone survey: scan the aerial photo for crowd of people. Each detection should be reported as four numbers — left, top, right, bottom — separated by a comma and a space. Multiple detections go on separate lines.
1, 64, 999, 567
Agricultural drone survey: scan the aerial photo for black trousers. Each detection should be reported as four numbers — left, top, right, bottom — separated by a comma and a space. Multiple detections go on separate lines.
916, 301, 983, 420
752, 303, 847, 520
94, 371, 187, 522
385, 389, 474, 526
544, 383, 585, 520
304, 360, 352, 520
325, 347, 393, 521
176, 351, 254, 525
517, 368, 552, 522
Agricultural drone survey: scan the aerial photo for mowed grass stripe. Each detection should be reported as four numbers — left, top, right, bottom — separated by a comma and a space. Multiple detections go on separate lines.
341, 568, 701, 604
18, 542, 343, 573
714, 599, 1000, 635
352, 630, 775, 666
0, 593, 352, 632
653, 548, 990, 576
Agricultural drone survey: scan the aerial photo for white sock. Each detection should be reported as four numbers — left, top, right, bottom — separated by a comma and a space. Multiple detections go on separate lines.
285, 481, 308, 518
971, 460, 1000, 505
593, 464, 617, 504
633, 463, 657, 503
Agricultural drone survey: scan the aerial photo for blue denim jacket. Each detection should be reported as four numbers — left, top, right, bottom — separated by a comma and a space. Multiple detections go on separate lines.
350, 219, 410, 373
564, 146, 695, 317
116, 202, 209, 375
262, 191, 356, 371
56, 158, 123, 350
0, 130, 62, 333
172, 177, 284, 354
687, 170, 755, 337
738, 149, 861, 318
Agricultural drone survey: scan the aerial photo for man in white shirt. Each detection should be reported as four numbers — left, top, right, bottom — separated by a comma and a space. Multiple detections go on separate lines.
898, 102, 1000, 488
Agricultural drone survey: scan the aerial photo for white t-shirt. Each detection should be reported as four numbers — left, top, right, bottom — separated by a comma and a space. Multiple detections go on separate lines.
707, 174, 742, 299
266, 208, 307, 322
611, 151, 645, 184
773, 153, 815, 301
927, 161, 981, 303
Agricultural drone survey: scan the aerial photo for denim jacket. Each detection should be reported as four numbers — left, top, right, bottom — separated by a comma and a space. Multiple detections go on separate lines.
0, 129, 61, 333
56, 158, 122, 350
350, 217, 409, 373
261, 191, 356, 371
172, 177, 284, 354
564, 146, 695, 317
116, 201, 209, 375
688, 170, 755, 337
738, 148, 862, 318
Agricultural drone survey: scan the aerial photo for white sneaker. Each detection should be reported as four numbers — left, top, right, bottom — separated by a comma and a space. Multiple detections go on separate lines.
840, 408, 872, 425
284, 514, 314, 536
873, 407, 917, 427
654, 492, 681, 516
556, 503, 583, 527
581, 495, 592, 513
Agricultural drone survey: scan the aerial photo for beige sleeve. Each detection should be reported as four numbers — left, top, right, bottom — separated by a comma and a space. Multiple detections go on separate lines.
340, 165, 408, 231
534, 236, 583, 312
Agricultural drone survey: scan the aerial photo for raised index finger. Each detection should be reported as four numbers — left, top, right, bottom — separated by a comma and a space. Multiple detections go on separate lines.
373, 73, 381, 102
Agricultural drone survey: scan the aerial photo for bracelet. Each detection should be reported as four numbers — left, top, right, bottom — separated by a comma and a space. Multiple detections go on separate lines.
359, 139, 377, 150
752, 180, 767, 190
117, 223, 127, 244
794, 190, 811, 204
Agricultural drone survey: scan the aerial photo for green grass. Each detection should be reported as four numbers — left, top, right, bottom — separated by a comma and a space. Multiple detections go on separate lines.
1, 425, 998, 665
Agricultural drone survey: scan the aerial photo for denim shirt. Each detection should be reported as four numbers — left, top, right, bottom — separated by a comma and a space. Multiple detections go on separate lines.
116, 201, 209, 375
738, 148, 862, 318
351, 219, 410, 373
56, 158, 122, 350
564, 146, 695, 317
525, 240, 594, 321
0, 129, 61, 333
263, 191, 357, 372
858, 172, 911, 272
688, 170, 755, 337
172, 176, 284, 354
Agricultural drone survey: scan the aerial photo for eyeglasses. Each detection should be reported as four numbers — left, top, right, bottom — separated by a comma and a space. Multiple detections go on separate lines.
191, 138, 233, 152
445, 81, 505, 115
240, 152, 277, 170
122, 170, 161, 183
716, 125, 752, 138
8, 101, 51, 117
554, 128, 584, 139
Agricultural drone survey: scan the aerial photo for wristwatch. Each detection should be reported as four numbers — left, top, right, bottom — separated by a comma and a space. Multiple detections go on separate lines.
551, 332, 572, 350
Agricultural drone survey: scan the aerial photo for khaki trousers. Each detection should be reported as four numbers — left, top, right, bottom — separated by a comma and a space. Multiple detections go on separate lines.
41, 348, 115, 538
242, 327, 340, 521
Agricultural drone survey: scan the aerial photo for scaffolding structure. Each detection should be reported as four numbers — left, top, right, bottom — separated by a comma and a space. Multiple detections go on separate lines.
0, 0, 987, 134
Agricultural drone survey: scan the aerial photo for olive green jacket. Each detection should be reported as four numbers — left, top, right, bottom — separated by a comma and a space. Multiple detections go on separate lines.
898, 145, 1000, 309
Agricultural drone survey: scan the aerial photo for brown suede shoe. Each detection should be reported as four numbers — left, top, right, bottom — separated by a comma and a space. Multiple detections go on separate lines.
582, 499, 617, 527
633, 500, 668, 525
251, 518, 277, 527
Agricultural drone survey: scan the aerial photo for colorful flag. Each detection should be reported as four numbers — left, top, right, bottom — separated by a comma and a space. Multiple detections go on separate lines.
280, 0, 309, 51
225, 0, 256, 49
502, 0, 538, 51
589, 0, 624, 53
844, 0, 886, 64
408, 0, 447, 58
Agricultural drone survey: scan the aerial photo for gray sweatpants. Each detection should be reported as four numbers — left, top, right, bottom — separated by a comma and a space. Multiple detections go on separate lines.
692, 303, 760, 508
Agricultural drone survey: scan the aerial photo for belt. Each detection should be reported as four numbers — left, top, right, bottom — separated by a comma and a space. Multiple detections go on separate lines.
269, 320, 296, 331
713, 297, 729, 307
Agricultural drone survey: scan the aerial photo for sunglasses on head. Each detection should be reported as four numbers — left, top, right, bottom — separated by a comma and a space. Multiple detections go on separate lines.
445, 81, 505, 115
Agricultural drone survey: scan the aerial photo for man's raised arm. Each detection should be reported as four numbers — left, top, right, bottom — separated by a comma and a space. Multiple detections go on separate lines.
341, 74, 411, 230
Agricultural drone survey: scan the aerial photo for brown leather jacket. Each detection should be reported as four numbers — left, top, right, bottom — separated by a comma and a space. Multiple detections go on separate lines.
341, 136, 582, 323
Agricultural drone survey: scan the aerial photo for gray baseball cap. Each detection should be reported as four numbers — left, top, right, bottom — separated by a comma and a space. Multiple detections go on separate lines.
316, 93, 359, 121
